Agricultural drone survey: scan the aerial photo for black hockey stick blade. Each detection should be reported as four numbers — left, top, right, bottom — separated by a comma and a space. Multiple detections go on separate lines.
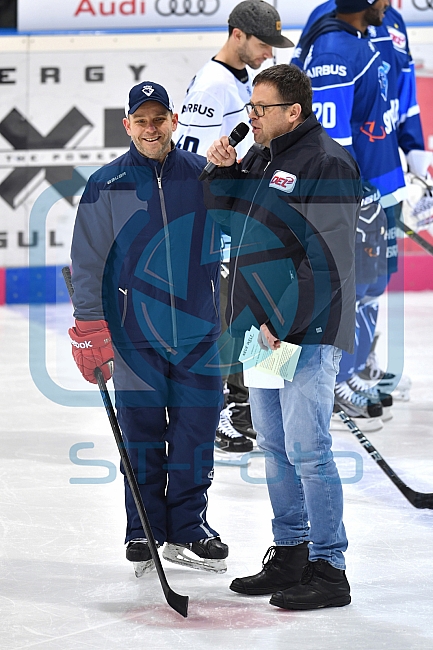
62, 266, 189, 617
336, 410, 433, 509
395, 216, 433, 257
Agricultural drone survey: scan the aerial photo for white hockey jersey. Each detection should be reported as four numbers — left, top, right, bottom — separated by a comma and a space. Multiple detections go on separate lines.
175, 59, 254, 160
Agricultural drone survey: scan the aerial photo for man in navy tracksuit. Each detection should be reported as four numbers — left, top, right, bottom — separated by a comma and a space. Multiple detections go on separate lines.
69, 82, 228, 576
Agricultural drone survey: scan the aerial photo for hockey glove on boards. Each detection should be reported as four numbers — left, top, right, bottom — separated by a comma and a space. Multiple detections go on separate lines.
69, 319, 114, 384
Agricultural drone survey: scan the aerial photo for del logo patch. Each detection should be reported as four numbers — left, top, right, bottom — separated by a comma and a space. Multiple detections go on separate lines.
269, 170, 297, 193
387, 26, 406, 50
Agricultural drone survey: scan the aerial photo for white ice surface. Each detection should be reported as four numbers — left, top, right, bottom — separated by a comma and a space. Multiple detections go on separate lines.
0, 293, 432, 650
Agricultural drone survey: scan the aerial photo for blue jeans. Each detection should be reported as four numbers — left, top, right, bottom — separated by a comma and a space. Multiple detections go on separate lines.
249, 344, 348, 570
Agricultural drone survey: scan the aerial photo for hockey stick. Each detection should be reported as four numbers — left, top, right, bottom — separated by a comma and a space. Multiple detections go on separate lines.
395, 215, 433, 257
335, 409, 433, 509
62, 266, 189, 618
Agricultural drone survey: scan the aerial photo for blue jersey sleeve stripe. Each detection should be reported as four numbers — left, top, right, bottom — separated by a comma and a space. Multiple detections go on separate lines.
370, 36, 392, 43
406, 105, 421, 118
311, 52, 380, 91
334, 137, 353, 145
178, 120, 223, 128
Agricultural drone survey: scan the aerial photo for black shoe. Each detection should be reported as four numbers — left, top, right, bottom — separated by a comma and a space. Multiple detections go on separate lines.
230, 403, 257, 440
230, 543, 309, 596
269, 559, 351, 610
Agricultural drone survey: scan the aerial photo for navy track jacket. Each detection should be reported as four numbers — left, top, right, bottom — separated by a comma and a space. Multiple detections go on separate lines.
71, 142, 222, 350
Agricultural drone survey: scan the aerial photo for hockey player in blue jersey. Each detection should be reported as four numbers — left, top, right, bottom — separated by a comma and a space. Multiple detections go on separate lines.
291, 0, 424, 428
292, 0, 424, 157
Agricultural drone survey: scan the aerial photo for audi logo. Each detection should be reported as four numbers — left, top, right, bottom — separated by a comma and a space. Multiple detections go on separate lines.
412, 0, 433, 9
155, 0, 220, 16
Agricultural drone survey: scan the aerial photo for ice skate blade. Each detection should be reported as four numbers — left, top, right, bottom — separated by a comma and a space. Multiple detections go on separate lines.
330, 413, 383, 432
132, 559, 155, 578
391, 389, 410, 401
162, 543, 227, 574
214, 447, 251, 466
382, 406, 393, 422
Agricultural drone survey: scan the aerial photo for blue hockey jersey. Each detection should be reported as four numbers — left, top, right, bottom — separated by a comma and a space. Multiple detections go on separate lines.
292, 2, 424, 155
292, 13, 405, 207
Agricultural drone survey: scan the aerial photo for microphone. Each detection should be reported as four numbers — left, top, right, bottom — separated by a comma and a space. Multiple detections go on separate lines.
198, 122, 250, 181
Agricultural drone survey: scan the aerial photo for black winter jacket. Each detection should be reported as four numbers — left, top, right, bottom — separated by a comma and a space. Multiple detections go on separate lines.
204, 113, 361, 354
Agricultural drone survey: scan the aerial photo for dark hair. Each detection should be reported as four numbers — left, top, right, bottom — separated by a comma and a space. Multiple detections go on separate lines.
228, 25, 252, 39
253, 64, 313, 119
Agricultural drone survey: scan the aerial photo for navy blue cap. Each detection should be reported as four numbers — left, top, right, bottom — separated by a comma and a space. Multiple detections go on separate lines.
336, 0, 378, 13
124, 81, 175, 117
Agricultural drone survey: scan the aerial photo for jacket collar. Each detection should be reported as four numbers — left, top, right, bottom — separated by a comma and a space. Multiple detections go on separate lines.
129, 140, 177, 173
269, 113, 321, 159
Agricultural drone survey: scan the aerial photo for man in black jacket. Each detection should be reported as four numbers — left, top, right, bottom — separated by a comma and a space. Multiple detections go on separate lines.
204, 64, 361, 610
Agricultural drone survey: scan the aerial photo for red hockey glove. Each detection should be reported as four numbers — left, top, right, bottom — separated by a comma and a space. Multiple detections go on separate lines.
69, 319, 114, 384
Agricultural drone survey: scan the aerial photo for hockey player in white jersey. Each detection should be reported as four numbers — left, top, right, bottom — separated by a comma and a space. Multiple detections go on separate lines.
177, 1, 293, 159
177, 1, 293, 460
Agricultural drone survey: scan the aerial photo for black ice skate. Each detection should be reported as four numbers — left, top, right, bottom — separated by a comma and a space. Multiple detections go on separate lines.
162, 536, 228, 573
229, 402, 258, 440
359, 344, 411, 401
126, 539, 155, 578
215, 403, 253, 465
332, 380, 383, 432
269, 559, 351, 610
347, 373, 393, 421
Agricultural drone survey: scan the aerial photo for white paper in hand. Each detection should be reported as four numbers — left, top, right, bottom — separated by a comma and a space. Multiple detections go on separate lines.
239, 326, 302, 389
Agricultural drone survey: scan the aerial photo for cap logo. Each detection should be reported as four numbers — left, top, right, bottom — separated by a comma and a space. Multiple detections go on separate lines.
141, 85, 155, 97
276, 20, 281, 31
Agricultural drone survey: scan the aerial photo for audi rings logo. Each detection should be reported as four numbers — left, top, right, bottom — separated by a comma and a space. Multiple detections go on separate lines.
155, 0, 220, 16
412, 0, 433, 9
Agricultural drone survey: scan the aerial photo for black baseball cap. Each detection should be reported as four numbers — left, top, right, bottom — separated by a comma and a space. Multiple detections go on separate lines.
228, 1, 294, 48
125, 81, 175, 117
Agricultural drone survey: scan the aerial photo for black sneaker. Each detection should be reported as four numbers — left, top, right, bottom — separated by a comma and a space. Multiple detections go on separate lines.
163, 536, 228, 573
270, 559, 351, 610
215, 403, 253, 453
126, 539, 155, 577
230, 543, 309, 595
230, 402, 258, 440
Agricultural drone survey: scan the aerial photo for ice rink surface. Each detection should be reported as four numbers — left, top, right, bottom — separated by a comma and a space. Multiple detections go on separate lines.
0, 291, 432, 650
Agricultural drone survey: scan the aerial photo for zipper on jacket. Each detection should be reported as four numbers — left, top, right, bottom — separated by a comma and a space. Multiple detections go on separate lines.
155, 165, 178, 348
211, 278, 218, 318
119, 287, 128, 326
229, 161, 271, 331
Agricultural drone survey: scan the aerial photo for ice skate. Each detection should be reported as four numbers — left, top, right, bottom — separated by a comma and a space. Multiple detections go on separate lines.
229, 402, 258, 440
162, 537, 228, 573
215, 402, 253, 466
359, 348, 412, 401
126, 539, 155, 578
333, 381, 383, 432
347, 374, 393, 421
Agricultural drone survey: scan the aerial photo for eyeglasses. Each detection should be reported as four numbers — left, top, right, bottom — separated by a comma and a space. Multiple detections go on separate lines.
245, 102, 295, 117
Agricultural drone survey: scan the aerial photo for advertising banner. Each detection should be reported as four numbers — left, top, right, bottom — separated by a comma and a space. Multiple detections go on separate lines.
17, 0, 433, 32
0, 35, 218, 268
